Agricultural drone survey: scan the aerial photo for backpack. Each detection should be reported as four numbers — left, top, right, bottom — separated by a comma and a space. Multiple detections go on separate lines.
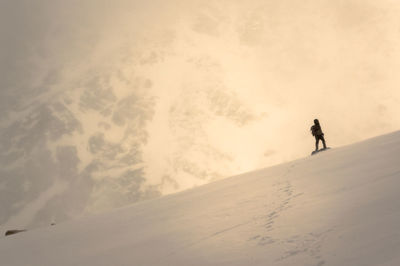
310, 125, 316, 136
311, 125, 322, 136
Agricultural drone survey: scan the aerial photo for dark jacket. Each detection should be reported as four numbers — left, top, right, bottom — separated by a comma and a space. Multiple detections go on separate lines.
311, 120, 323, 136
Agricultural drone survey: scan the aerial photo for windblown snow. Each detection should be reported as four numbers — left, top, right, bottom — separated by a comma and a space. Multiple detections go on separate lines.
1, 131, 400, 266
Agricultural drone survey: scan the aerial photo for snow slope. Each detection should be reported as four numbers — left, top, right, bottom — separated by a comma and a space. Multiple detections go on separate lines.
1, 131, 400, 266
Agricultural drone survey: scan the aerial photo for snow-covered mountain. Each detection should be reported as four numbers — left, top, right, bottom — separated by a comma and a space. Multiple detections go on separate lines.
1, 131, 400, 266
0, 2, 265, 228
2, 0, 400, 234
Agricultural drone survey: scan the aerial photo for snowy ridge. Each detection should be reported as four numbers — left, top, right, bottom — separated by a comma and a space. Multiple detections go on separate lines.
1, 131, 400, 266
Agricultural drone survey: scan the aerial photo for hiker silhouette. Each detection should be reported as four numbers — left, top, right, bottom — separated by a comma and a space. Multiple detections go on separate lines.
310, 119, 327, 151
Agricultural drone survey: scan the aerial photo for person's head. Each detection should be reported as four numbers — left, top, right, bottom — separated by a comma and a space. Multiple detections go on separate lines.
314, 119, 319, 125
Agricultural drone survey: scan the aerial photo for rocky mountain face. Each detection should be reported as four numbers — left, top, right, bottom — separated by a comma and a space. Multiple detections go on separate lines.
4, 0, 396, 229
0, 1, 264, 228
0, 58, 161, 227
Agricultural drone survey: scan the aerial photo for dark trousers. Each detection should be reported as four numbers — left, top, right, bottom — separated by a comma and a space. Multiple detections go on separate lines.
315, 135, 326, 151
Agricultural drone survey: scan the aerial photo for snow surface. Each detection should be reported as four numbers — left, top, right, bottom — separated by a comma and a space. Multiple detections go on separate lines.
1, 131, 400, 266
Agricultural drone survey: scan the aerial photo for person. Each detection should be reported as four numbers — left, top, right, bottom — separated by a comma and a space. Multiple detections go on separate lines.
310, 119, 327, 151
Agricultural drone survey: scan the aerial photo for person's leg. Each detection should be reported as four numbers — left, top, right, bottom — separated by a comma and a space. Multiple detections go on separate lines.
321, 135, 327, 149
315, 136, 319, 151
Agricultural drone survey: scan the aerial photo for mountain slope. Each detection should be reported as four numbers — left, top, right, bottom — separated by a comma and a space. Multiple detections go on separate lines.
1, 131, 400, 266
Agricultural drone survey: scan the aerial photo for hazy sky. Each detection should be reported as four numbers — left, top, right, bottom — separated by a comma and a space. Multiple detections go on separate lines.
1, 0, 400, 227
2, 0, 398, 135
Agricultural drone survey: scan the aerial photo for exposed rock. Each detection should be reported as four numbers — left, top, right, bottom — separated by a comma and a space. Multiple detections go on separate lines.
5, 229, 26, 236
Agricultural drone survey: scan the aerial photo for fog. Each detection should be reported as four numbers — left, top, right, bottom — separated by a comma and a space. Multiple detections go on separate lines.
1, 0, 400, 228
